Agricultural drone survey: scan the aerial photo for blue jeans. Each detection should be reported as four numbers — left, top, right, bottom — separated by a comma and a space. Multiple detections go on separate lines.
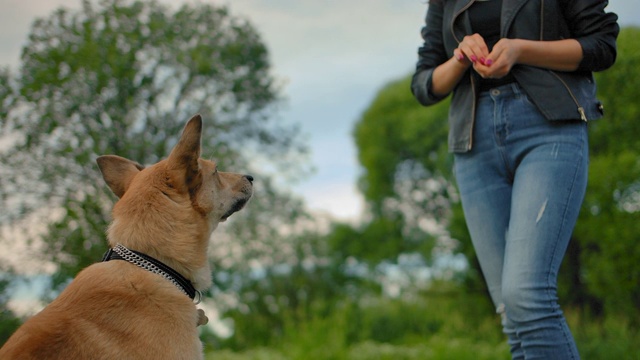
454, 83, 586, 359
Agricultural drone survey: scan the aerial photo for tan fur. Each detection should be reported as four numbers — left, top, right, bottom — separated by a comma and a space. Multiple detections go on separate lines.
0, 115, 252, 359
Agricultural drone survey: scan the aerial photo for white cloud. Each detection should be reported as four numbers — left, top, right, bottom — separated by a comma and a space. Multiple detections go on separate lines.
300, 179, 365, 222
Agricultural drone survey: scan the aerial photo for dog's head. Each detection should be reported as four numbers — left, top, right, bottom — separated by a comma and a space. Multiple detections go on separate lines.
96, 114, 253, 288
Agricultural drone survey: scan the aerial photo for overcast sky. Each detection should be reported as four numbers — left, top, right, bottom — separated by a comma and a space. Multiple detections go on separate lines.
1, 0, 637, 221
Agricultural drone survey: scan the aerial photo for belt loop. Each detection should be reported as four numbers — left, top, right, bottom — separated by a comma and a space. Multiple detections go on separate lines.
510, 82, 521, 96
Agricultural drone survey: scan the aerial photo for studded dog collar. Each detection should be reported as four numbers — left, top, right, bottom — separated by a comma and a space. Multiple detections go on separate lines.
102, 244, 201, 304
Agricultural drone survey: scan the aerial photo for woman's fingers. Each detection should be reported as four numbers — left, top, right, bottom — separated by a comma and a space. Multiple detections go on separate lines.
458, 33, 490, 63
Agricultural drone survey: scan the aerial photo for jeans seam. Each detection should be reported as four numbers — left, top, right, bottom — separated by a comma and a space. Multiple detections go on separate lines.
545, 125, 586, 360
546, 127, 585, 292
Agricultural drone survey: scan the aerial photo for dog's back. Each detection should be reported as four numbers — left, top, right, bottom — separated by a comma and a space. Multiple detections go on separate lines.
0, 261, 203, 360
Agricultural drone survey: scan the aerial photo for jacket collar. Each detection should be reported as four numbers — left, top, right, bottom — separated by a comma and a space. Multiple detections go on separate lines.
501, 0, 530, 37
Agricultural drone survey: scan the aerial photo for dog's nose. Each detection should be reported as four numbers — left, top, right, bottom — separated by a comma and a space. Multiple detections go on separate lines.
244, 175, 254, 183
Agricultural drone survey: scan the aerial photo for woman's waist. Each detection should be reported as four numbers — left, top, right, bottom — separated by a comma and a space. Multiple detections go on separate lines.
477, 72, 517, 93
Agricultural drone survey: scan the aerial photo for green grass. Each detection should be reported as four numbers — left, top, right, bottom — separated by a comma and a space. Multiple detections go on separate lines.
206, 349, 287, 360
569, 312, 640, 360
206, 338, 510, 360
205, 296, 638, 360
206, 339, 510, 360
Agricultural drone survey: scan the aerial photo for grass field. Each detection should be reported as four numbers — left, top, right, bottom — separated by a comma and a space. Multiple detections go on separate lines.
204, 296, 639, 360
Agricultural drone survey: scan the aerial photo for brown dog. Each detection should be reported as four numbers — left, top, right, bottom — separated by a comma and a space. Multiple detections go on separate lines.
0, 115, 253, 359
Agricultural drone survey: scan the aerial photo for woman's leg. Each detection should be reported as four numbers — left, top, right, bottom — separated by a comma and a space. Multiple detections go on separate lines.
455, 84, 586, 359
500, 90, 587, 359
454, 88, 513, 309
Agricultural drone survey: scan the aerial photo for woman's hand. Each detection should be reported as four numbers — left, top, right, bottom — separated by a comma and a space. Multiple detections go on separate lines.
430, 35, 482, 97
456, 33, 490, 66
474, 38, 583, 78
474, 38, 521, 79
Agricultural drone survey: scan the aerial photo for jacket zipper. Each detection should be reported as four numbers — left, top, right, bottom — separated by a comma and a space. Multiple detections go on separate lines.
451, 0, 476, 150
539, 1, 587, 122
468, 74, 477, 150
549, 71, 588, 121
539, 0, 544, 40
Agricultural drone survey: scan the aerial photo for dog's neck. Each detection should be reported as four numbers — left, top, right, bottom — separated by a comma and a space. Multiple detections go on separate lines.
102, 244, 202, 302
106, 218, 215, 291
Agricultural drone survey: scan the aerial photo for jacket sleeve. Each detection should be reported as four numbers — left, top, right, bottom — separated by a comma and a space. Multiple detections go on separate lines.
411, 3, 451, 106
564, 0, 619, 72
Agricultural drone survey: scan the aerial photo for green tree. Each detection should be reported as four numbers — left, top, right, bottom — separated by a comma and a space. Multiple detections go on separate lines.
348, 76, 470, 285
0, 0, 309, 297
570, 27, 640, 317
0, 276, 22, 346
218, 229, 353, 350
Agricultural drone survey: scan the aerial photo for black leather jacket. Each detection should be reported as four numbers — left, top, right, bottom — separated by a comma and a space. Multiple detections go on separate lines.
411, 0, 619, 152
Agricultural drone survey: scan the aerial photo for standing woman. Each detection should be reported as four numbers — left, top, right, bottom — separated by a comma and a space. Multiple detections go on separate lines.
411, 0, 618, 358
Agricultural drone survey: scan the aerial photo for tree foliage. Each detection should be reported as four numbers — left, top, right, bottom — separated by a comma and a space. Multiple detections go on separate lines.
0, 0, 308, 294
345, 76, 470, 287
571, 27, 640, 316
0, 277, 21, 345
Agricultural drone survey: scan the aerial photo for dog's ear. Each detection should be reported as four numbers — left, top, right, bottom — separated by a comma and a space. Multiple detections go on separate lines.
96, 155, 145, 198
167, 114, 203, 190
